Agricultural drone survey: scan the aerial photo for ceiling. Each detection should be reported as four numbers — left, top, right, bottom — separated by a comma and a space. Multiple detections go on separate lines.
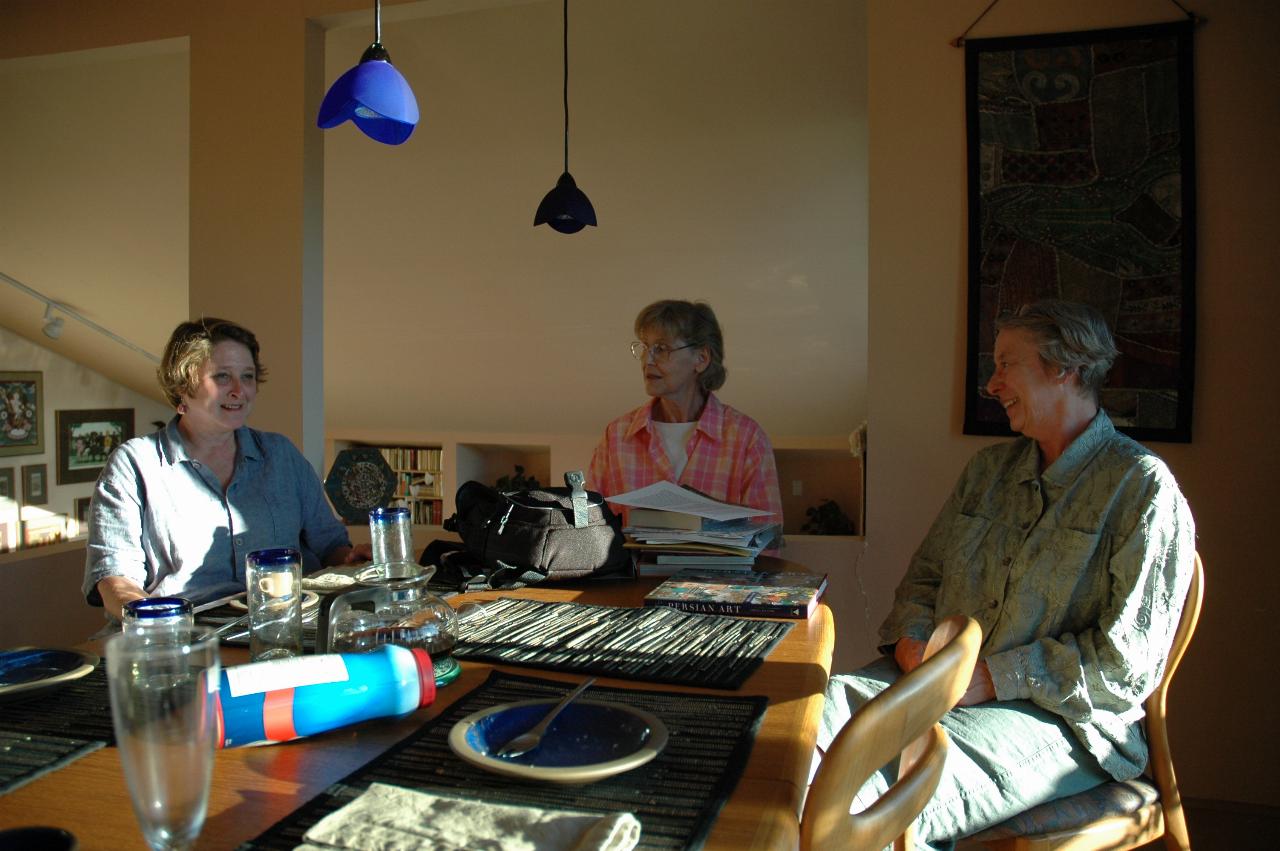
0, 0, 867, 444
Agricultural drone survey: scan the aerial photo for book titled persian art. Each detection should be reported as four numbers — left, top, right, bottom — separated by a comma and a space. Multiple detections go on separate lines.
643, 570, 829, 619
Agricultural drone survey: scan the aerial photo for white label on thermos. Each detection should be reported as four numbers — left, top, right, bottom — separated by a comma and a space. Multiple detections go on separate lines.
225, 654, 350, 698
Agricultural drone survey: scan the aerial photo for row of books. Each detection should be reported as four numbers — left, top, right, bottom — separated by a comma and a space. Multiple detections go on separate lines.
398, 498, 443, 525
378, 446, 442, 472
392, 472, 443, 500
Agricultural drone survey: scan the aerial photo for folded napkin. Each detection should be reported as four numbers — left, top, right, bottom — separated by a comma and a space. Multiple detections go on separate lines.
295, 782, 642, 851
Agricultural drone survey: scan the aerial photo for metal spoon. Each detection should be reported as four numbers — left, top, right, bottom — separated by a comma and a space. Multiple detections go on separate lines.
494, 677, 597, 759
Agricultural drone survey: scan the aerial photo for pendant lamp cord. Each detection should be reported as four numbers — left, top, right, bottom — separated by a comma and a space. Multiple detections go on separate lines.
951, 0, 1204, 46
374, 0, 382, 45
562, 0, 570, 174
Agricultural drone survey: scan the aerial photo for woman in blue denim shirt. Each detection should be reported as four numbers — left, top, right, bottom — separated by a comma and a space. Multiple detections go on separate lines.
84, 318, 371, 619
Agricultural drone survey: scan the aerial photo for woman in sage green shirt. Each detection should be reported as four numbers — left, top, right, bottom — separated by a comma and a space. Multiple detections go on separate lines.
817, 301, 1195, 848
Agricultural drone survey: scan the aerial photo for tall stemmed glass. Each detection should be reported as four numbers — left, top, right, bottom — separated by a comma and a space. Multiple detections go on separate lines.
106, 626, 221, 851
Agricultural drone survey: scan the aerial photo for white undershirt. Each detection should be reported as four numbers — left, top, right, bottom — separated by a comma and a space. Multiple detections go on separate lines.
653, 420, 697, 480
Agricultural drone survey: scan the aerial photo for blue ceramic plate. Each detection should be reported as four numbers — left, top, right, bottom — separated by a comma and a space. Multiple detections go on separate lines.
448, 699, 668, 784
0, 647, 98, 699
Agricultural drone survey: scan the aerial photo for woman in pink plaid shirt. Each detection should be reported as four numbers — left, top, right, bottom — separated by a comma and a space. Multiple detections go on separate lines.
589, 300, 783, 522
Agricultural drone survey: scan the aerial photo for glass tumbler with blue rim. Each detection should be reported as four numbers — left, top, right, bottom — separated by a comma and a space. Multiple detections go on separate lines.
122, 597, 194, 643
369, 506, 414, 565
246, 547, 303, 661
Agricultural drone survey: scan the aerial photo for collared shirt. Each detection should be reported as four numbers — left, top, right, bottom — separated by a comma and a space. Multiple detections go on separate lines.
879, 411, 1195, 780
83, 417, 350, 606
588, 393, 783, 520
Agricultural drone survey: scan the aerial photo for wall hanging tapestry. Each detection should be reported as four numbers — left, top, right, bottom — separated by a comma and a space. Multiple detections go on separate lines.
963, 21, 1196, 442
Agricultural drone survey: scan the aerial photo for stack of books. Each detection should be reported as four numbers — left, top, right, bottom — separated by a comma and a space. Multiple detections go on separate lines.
626, 510, 778, 575
607, 482, 780, 576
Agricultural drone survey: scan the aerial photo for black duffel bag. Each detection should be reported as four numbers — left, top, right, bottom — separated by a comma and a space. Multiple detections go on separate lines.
434, 471, 629, 589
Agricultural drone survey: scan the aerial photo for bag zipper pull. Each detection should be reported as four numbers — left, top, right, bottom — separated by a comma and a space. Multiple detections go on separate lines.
497, 503, 514, 535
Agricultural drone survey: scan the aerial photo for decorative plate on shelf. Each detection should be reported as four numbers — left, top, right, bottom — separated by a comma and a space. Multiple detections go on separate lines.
325, 448, 397, 523
448, 699, 668, 784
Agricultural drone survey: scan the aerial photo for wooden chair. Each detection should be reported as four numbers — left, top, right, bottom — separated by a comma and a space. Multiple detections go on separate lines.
959, 552, 1205, 851
801, 615, 982, 850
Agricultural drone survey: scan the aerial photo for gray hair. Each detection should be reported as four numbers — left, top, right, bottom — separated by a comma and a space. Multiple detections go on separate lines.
995, 300, 1118, 401
634, 300, 726, 392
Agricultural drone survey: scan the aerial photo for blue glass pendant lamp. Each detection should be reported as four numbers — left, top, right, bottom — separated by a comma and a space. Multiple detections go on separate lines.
317, 0, 419, 145
534, 0, 596, 234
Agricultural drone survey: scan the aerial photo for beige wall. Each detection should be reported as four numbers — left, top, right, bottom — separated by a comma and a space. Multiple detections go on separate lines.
868, 0, 1280, 806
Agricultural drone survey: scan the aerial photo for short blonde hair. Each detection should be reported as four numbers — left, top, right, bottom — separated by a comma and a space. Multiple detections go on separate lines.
995, 300, 1118, 401
157, 318, 267, 407
634, 300, 726, 392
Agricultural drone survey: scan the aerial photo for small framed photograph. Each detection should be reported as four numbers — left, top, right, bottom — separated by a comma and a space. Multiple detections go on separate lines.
0, 466, 14, 502
56, 408, 134, 485
21, 463, 48, 505
75, 495, 93, 524
23, 512, 66, 548
74, 495, 93, 536
0, 371, 44, 457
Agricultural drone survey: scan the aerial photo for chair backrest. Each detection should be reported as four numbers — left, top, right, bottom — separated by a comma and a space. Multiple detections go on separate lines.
801, 615, 982, 850
1146, 551, 1204, 851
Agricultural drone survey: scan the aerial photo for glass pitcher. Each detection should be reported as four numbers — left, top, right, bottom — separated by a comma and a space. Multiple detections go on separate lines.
318, 507, 460, 684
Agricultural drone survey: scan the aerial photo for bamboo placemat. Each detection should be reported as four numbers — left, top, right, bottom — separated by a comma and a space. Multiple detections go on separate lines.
238, 671, 769, 851
454, 598, 792, 690
0, 663, 114, 796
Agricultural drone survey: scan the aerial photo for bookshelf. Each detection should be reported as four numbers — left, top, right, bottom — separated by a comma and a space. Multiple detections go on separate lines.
347, 444, 445, 526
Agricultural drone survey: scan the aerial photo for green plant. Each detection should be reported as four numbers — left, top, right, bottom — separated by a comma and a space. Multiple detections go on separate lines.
801, 498, 856, 535
496, 464, 541, 491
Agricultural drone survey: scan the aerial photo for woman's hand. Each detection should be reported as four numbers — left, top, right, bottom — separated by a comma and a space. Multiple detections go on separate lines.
898, 636, 996, 706
346, 542, 373, 564
894, 636, 927, 674
96, 576, 148, 621
956, 660, 996, 706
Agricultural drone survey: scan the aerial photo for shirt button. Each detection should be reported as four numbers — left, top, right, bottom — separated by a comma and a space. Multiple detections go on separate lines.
989, 599, 999, 609
234, 536, 244, 546
1021, 522, 1030, 530
1002, 556, 1012, 566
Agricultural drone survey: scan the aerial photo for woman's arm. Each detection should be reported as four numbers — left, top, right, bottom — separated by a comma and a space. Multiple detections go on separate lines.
96, 576, 148, 621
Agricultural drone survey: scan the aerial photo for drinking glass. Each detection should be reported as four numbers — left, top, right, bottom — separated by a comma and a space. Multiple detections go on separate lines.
246, 547, 303, 661
105, 626, 220, 851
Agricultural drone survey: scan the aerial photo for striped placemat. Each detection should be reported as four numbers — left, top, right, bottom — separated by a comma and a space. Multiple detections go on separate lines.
0, 732, 105, 796
238, 671, 768, 851
454, 598, 792, 690
0, 663, 115, 796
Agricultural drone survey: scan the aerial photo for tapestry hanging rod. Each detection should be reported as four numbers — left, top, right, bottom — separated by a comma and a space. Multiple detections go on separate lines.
950, 0, 1206, 47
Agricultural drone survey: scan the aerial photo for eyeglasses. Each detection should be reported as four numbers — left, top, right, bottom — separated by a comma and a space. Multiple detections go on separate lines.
630, 341, 696, 362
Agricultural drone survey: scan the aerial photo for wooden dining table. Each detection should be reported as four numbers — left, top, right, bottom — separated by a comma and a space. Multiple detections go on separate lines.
0, 561, 834, 850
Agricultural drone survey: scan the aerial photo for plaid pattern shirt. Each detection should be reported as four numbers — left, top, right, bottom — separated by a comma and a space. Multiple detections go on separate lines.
589, 393, 783, 521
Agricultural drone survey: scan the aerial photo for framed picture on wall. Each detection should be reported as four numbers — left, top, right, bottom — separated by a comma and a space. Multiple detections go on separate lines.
21, 463, 48, 505
0, 466, 14, 502
56, 408, 135, 484
23, 512, 66, 548
0, 371, 44, 457
73, 495, 93, 536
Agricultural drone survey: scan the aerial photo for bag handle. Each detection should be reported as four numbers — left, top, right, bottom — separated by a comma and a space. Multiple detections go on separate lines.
565, 470, 589, 528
